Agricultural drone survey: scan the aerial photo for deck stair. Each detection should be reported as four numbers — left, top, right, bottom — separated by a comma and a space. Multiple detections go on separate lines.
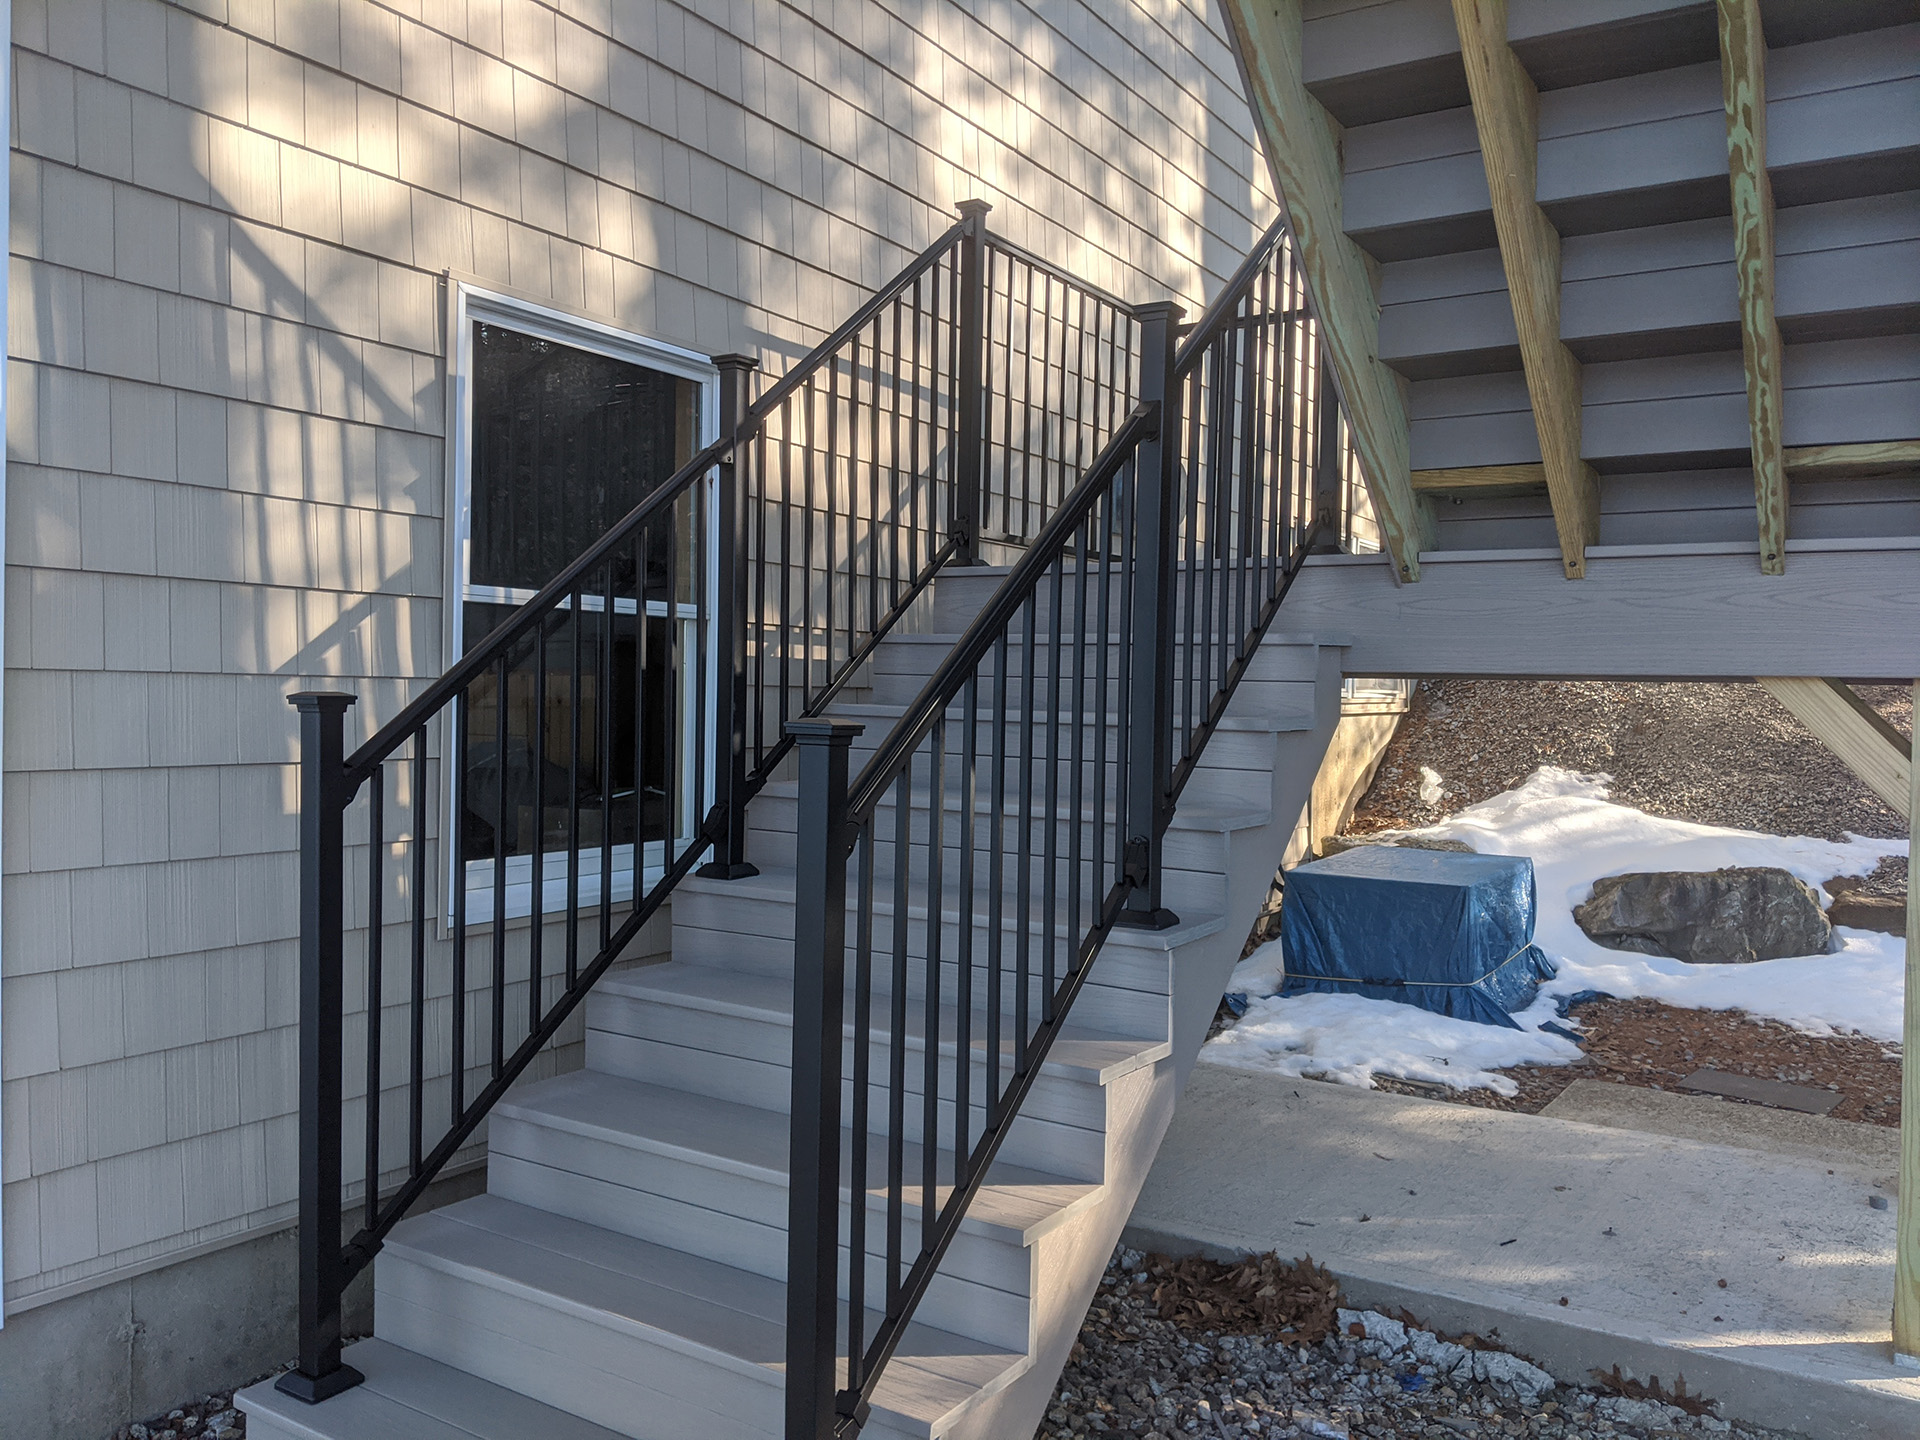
240, 583, 1348, 1440
238, 204, 1354, 1439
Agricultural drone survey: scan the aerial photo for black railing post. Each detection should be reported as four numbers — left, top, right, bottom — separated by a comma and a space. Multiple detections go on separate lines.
277, 691, 364, 1404
784, 717, 864, 1440
952, 199, 992, 565
1119, 301, 1183, 930
699, 351, 763, 880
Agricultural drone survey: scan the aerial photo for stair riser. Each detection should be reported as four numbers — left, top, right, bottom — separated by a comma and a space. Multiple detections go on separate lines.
666, 928, 1171, 1038
485, 1145, 1032, 1349
584, 995, 1118, 1137
583, 1030, 1109, 1180
376, 1265, 778, 1440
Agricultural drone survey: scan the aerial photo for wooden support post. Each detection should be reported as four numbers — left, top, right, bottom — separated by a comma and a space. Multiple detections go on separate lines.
1901, 677, 1920, 1367
1451, 0, 1599, 581
1215, 0, 1432, 583
1716, 0, 1789, 575
1756, 676, 1918, 1363
1756, 678, 1911, 813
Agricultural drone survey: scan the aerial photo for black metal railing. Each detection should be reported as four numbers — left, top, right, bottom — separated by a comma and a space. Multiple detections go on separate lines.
782, 216, 1345, 1436
276, 200, 1154, 1403
280, 193, 1356, 1428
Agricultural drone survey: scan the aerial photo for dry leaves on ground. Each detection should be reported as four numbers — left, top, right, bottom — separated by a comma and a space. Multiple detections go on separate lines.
1141, 1251, 1341, 1343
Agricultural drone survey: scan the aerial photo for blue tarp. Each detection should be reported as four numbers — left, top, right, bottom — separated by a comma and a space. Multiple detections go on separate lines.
1278, 846, 1558, 1029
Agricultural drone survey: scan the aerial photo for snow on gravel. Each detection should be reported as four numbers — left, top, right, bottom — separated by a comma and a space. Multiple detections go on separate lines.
1205, 766, 1909, 1094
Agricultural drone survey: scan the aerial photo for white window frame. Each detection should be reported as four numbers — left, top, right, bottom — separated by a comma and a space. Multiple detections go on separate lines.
443, 283, 721, 927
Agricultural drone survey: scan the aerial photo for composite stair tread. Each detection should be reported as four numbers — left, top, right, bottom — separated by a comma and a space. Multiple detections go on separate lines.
672, 863, 1228, 950
596, 961, 1172, 1083
496, 1069, 1100, 1241
384, 1195, 1026, 1428
236, 1337, 629, 1440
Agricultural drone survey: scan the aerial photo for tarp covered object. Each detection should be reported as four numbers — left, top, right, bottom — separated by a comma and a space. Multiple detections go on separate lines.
1278, 846, 1557, 1028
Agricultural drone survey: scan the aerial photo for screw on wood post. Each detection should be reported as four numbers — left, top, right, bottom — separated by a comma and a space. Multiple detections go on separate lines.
699, 352, 763, 880
277, 692, 366, 1404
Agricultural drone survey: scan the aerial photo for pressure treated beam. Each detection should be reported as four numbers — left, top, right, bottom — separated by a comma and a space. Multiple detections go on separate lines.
1786, 440, 1920, 479
1411, 464, 1547, 494
1718, 0, 1789, 575
1450, 0, 1599, 581
1758, 676, 1919, 1363
1216, 0, 1432, 583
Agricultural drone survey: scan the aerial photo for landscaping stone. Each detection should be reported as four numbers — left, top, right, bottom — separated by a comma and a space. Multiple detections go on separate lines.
1572, 868, 1831, 963
1040, 1247, 1790, 1439
1827, 892, 1907, 936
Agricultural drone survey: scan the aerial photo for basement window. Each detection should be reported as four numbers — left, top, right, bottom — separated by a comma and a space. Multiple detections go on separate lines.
448, 287, 718, 920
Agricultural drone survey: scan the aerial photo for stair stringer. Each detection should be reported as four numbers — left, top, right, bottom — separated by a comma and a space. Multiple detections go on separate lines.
893, 636, 1349, 1440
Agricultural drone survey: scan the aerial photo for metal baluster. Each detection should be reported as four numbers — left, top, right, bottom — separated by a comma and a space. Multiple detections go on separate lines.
491, 654, 508, 1076
1015, 598, 1035, 1058
888, 767, 910, 1306
566, 592, 583, 989
409, 731, 427, 1174
847, 820, 876, 1395
365, 763, 384, 1229
923, 720, 945, 1240
452, 690, 469, 1119
530, 620, 547, 1026
987, 634, 1007, 1114
955, 675, 977, 1187
1042, 558, 1063, 1016
599, 567, 614, 954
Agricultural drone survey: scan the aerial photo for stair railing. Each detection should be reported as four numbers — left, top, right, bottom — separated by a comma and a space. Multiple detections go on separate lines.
277, 202, 1129, 1404
783, 214, 1346, 1437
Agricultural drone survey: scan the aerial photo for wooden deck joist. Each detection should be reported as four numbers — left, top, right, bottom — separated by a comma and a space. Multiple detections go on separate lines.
1786, 441, 1920, 479
1717, 0, 1789, 575
1451, 0, 1599, 581
1216, 0, 1432, 583
1411, 464, 1547, 495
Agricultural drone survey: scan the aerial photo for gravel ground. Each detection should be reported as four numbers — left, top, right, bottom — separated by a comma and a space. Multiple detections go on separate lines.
1039, 1247, 1795, 1440
106, 1386, 249, 1440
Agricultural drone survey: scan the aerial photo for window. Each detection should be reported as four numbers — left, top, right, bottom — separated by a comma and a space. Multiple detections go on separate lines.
449, 288, 718, 918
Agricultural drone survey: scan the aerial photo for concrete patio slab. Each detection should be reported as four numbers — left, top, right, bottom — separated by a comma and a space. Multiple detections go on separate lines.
1123, 1065, 1920, 1440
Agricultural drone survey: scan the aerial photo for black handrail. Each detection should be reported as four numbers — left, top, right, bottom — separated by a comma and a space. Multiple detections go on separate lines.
782, 213, 1346, 1437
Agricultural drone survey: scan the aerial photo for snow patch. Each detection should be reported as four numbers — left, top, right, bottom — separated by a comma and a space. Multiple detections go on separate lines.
1207, 766, 1907, 1092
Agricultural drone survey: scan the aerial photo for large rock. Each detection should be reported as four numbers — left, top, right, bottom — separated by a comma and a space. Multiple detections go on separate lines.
1574, 867, 1832, 963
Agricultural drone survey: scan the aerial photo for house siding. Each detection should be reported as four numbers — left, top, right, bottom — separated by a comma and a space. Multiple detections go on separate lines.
1, 0, 1273, 1313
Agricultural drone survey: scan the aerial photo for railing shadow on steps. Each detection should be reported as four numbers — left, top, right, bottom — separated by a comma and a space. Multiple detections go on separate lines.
274, 201, 1148, 1404
783, 216, 1348, 1437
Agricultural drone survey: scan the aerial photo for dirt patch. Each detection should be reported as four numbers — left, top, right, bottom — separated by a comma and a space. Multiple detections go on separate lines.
1375, 997, 1902, 1126
1349, 680, 1910, 900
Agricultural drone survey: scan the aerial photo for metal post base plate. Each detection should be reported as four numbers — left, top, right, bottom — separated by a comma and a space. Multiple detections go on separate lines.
274, 1363, 365, 1404
1115, 905, 1180, 931
696, 860, 762, 880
